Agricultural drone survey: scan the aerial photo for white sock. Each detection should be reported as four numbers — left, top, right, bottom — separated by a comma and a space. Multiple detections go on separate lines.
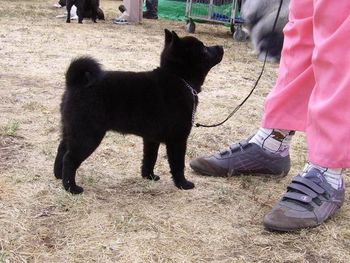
301, 162, 344, 190
249, 128, 294, 156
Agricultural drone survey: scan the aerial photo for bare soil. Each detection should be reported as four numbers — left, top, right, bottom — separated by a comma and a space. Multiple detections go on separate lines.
0, 0, 349, 262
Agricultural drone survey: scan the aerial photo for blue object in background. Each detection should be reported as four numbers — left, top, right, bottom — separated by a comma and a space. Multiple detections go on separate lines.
212, 12, 230, 22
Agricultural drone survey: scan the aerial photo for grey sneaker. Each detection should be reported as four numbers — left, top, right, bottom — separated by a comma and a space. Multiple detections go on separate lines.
263, 168, 345, 231
190, 137, 290, 177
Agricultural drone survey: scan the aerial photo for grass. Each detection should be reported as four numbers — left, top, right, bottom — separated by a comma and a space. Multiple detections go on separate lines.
0, 1, 50, 18
0, 252, 9, 263
0, 0, 349, 262
0, 121, 20, 137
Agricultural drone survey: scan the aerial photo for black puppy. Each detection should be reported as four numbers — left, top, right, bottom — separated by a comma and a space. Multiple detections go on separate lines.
66, 0, 99, 23
54, 29, 224, 194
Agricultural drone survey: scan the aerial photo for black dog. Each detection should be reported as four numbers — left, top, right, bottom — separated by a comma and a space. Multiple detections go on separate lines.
66, 0, 99, 23
58, 0, 104, 20
54, 29, 224, 194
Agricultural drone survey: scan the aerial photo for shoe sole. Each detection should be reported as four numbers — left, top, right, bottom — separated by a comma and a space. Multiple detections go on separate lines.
263, 223, 320, 232
190, 164, 288, 178
113, 21, 128, 25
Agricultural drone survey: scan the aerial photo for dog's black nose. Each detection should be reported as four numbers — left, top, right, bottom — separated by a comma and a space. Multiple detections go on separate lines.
208, 45, 224, 54
213, 46, 224, 62
207, 45, 224, 66
215, 45, 224, 56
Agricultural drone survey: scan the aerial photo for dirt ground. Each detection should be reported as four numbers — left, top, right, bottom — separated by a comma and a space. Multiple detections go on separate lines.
1, 0, 350, 262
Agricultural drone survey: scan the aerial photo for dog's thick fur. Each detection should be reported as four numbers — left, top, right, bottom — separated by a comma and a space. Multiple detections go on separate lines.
241, 0, 290, 62
66, 0, 100, 23
54, 30, 224, 194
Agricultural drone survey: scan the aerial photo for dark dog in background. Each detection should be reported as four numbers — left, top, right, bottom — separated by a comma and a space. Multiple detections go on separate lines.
57, 0, 104, 20
241, 0, 290, 62
58, 0, 66, 6
83, 5, 104, 21
66, 0, 100, 23
54, 29, 224, 194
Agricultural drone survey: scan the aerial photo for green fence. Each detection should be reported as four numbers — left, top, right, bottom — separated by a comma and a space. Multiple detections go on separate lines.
158, 0, 235, 22
158, 0, 187, 21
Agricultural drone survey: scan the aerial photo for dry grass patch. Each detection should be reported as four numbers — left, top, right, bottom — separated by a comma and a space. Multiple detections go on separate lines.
0, 0, 349, 262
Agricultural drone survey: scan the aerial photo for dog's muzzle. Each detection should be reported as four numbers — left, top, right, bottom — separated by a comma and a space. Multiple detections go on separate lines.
208, 45, 224, 65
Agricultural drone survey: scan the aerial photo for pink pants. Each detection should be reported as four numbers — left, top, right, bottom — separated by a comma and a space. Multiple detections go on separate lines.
262, 0, 350, 168
123, 0, 143, 23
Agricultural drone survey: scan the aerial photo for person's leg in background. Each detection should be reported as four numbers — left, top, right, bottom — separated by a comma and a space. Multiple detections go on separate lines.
143, 0, 158, 19
115, 0, 143, 24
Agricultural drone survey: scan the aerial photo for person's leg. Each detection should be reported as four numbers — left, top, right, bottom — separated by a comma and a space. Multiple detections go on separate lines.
144, 0, 158, 19
253, 0, 316, 157
138, 0, 143, 22
190, 0, 314, 177
261, 1, 315, 131
114, 0, 130, 24
307, 0, 350, 168
120, 0, 142, 23
263, 0, 350, 231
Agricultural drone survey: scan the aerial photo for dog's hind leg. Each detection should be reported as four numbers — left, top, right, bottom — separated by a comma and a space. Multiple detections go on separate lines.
54, 139, 67, 179
91, 1, 98, 23
166, 140, 195, 190
62, 131, 105, 194
141, 139, 160, 181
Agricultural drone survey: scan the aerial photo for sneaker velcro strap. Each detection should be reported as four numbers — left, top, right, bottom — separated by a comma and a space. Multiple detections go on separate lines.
292, 176, 325, 194
283, 192, 312, 203
287, 183, 318, 198
227, 144, 240, 153
227, 136, 254, 154
229, 139, 248, 151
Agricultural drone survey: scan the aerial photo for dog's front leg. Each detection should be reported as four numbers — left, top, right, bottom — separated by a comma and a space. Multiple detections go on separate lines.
141, 139, 160, 181
66, 1, 73, 23
166, 139, 195, 190
75, 1, 84, 23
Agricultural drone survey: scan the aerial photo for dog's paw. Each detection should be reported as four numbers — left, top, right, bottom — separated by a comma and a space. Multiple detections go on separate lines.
142, 173, 160, 181
175, 180, 195, 190
63, 183, 84, 194
69, 185, 84, 194
54, 172, 62, 179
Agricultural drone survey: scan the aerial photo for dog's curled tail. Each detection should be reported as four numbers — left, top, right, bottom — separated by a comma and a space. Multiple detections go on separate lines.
65, 56, 103, 89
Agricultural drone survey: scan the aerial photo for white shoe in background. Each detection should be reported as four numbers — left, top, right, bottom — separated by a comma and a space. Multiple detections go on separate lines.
113, 12, 129, 25
55, 5, 78, 20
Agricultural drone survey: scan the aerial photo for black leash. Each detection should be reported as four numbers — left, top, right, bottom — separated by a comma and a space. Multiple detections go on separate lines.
195, 0, 284, 128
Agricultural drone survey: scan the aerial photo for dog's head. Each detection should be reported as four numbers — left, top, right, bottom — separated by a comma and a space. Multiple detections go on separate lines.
160, 29, 224, 87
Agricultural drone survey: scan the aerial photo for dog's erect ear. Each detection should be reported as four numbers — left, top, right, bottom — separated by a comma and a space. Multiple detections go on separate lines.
171, 31, 180, 43
165, 29, 180, 46
165, 29, 173, 45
